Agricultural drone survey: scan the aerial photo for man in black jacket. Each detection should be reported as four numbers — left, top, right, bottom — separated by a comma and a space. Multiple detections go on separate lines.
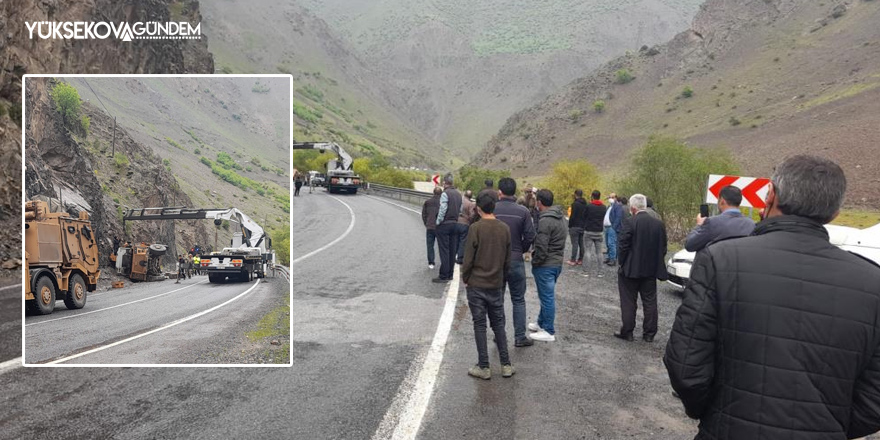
434, 174, 463, 283
421, 186, 443, 270
665, 155, 880, 440
583, 190, 607, 277
615, 194, 667, 343
495, 178, 536, 347
567, 189, 588, 266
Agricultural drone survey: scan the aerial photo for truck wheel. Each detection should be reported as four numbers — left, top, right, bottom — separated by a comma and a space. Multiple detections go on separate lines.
208, 273, 223, 283
64, 274, 88, 310
29, 276, 56, 315
149, 244, 167, 256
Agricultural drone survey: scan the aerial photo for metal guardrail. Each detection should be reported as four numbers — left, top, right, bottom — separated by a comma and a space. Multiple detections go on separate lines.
273, 264, 290, 282
366, 183, 432, 205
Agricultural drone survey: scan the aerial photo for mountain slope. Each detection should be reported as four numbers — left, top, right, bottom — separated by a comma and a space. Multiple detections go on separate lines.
70, 77, 291, 234
200, 0, 446, 167
475, 0, 880, 207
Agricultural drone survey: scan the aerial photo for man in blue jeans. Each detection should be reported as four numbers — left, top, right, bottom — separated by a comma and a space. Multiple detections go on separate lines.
528, 189, 567, 343
494, 178, 536, 347
605, 194, 623, 266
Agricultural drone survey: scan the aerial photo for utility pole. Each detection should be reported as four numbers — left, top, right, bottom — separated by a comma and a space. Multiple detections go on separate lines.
111, 116, 117, 157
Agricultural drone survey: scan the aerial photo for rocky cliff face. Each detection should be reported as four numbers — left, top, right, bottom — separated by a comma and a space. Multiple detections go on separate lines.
1, 0, 214, 274
25, 78, 211, 269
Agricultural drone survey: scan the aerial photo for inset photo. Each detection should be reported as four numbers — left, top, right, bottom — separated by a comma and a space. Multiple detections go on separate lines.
22, 74, 292, 366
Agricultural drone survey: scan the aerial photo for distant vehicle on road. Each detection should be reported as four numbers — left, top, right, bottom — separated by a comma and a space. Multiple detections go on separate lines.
666, 222, 880, 290
308, 171, 326, 187
24, 200, 101, 315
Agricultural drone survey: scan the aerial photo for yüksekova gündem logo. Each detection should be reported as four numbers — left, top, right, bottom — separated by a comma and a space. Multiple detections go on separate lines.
25, 21, 201, 42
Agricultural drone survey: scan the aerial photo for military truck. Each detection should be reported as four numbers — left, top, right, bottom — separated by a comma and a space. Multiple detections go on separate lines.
24, 200, 101, 315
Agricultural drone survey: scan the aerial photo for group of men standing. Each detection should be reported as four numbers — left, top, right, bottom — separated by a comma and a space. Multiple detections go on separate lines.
176, 253, 203, 283
421, 175, 570, 379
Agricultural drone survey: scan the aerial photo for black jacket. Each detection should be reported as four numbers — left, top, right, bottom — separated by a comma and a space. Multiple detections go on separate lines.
584, 200, 607, 233
495, 196, 536, 259
664, 215, 880, 440
569, 198, 588, 229
421, 195, 440, 230
617, 211, 668, 280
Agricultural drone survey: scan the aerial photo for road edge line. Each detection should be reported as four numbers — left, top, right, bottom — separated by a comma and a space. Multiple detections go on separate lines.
373, 267, 460, 440
42, 279, 262, 365
293, 195, 356, 265
0, 357, 22, 376
26, 280, 208, 327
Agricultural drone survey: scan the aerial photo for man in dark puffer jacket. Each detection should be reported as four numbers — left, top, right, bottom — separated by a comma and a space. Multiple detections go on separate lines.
665, 155, 880, 440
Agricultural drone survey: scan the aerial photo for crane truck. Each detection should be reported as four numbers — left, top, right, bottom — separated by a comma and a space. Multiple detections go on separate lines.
122, 207, 274, 283
24, 200, 101, 315
293, 141, 361, 194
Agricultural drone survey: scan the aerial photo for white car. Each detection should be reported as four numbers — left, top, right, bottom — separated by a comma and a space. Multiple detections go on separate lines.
666, 223, 880, 290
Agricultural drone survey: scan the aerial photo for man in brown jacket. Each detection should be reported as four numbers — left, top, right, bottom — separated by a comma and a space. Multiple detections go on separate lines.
462, 192, 514, 380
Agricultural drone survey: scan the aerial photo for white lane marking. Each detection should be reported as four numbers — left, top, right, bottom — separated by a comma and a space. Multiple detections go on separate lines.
369, 192, 461, 440
366, 195, 421, 215
0, 283, 22, 292
25, 280, 208, 327
44, 279, 261, 365
0, 357, 22, 376
293, 196, 356, 265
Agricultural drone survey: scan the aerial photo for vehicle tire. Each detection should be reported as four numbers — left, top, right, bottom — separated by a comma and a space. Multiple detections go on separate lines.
149, 244, 167, 256
350, 188, 358, 195
63, 274, 88, 310
208, 273, 223, 283
29, 276, 56, 315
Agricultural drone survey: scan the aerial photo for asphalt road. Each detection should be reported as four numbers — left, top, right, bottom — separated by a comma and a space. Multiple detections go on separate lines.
0, 191, 447, 439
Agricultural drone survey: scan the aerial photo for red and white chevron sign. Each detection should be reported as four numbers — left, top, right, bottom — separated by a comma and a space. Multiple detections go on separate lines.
706, 174, 771, 209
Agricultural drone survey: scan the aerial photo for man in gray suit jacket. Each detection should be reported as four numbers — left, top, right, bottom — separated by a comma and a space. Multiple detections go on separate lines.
685, 186, 756, 252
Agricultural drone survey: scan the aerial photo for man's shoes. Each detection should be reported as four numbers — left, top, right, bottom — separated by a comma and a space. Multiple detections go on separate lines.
614, 332, 634, 341
643, 334, 655, 343
606, 261, 617, 267
603, 258, 609, 264
527, 322, 541, 332
456, 260, 463, 265
428, 263, 435, 270
468, 365, 491, 380
566, 260, 578, 266
514, 338, 534, 347
576, 260, 583, 266
597, 272, 604, 278
432, 277, 451, 284
528, 330, 556, 342
502, 364, 516, 378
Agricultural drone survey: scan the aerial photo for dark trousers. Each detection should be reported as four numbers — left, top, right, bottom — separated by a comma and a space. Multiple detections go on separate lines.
455, 223, 469, 263
435, 222, 459, 280
569, 227, 585, 261
294, 182, 303, 196
617, 274, 658, 337
426, 229, 437, 265
506, 258, 527, 343
466, 286, 510, 368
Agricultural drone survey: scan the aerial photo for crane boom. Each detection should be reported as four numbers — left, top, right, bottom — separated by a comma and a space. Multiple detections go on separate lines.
292, 141, 353, 171
122, 207, 268, 250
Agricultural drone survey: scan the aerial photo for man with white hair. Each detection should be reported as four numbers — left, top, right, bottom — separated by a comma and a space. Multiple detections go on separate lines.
614, 193, 668, 342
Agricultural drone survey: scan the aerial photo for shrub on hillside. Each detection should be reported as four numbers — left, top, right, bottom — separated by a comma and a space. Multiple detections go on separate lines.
542, 160, 600, 208
682, 86, 694, 98
114, 152, 130, 169
616, 136, 739, 241
569, 109, 583, 122
52, 81, 90, 134
593, 100, 606, 113
615, 69, 634, 84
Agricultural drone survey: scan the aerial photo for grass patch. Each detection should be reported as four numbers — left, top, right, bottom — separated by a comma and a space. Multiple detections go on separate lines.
800, 82, 880, 110
246, 296, 290, 364
832, 209, 880, 229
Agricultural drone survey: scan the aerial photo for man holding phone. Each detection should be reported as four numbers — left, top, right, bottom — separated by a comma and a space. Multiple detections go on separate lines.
684, 186, 756, 252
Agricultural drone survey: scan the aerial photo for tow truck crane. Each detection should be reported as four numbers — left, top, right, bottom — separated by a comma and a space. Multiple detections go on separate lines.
122, 207, 275, 283
292, 141, 361, 194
